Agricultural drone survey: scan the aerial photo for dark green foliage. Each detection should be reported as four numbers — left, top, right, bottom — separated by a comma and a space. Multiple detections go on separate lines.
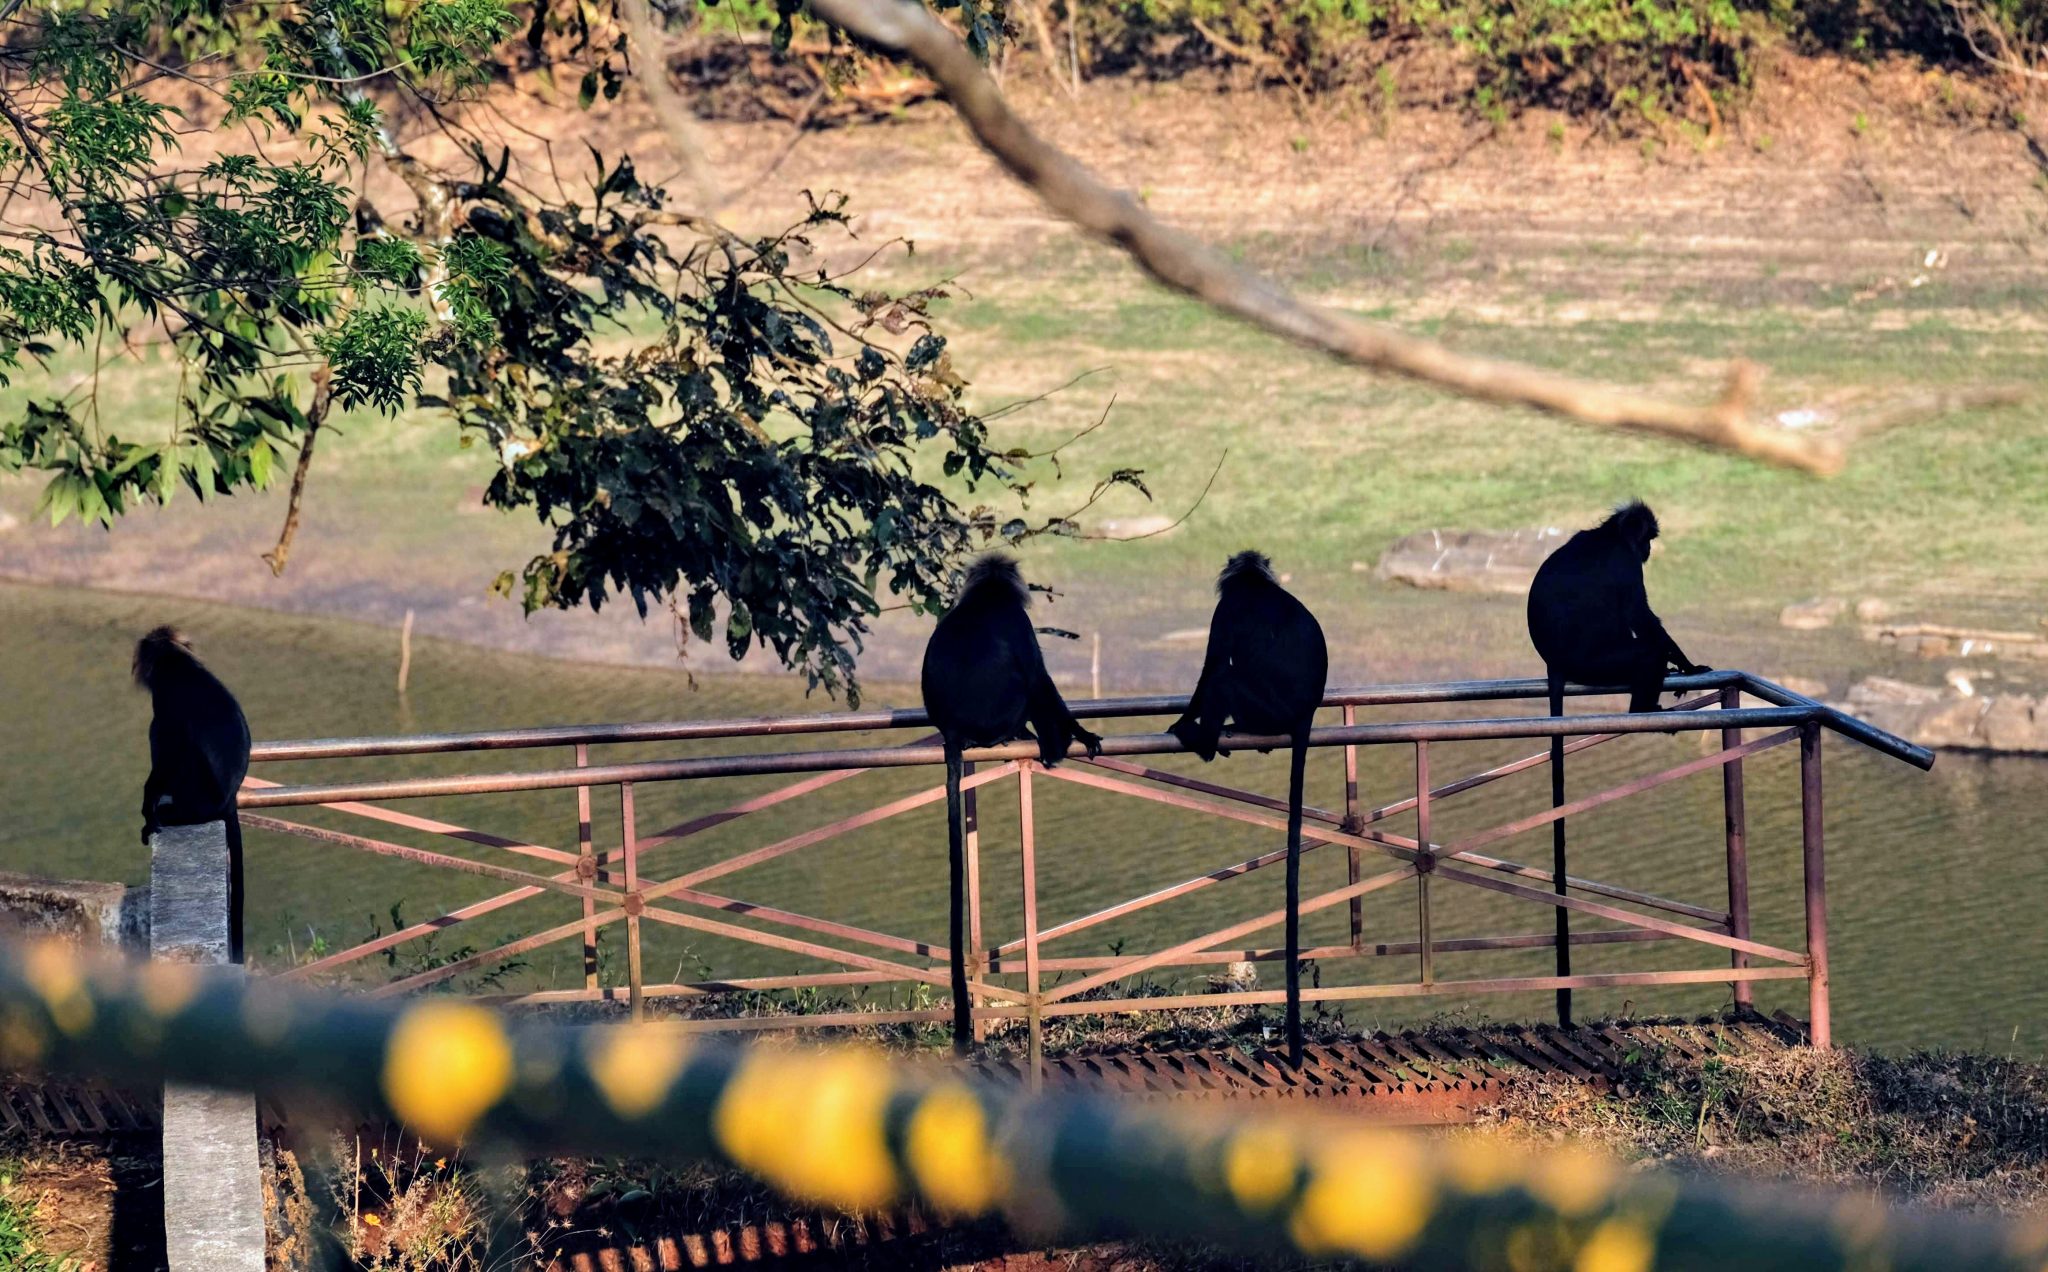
1083, 0, 1760, 122
318, 307, 433, 413
439, 178, 1052, 699
0, 0, 505, 527
1055, 0, 2023, 126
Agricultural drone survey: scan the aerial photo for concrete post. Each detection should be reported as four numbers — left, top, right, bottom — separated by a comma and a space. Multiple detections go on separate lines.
150, 822, 266, 1271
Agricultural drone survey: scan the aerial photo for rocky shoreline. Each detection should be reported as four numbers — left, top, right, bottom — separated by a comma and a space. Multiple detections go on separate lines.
1823, 676, 2048, 757
1369, 529, 2048, 758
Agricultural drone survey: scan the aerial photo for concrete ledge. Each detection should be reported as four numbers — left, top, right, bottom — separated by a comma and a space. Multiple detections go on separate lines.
150, 822, 264, 1272
0, 871, 148, 952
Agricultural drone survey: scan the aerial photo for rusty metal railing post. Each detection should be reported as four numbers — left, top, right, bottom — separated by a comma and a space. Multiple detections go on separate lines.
1548, 679, 1571, 1028
963, 761, 986, 1043
622, 782, 644, 1022
1415, 741, 1433, 986
1721, 687, 1753, 1010
1343, 705, 1362, 951
1801, 724, 1830, 1049
576, 744, 598, 993
1018, 761, 1043, 1092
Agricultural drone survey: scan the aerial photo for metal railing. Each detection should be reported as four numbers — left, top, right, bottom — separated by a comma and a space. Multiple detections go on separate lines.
236, 670, 1932, 1070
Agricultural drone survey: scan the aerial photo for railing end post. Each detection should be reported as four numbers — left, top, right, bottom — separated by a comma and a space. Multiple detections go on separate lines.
1801, 723, 1830, 1050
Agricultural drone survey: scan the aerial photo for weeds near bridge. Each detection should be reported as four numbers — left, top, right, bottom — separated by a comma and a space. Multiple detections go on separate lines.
338, 1131, 489, 1272
261, 903, 531, 996
1485, 1037, 2048, 1210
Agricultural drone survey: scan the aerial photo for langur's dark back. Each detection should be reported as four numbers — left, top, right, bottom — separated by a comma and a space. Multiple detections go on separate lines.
1210, 576, 1327, 736
135, 627, 251, 824
1527, 502, 1658, 668
920, 557, 1039, 749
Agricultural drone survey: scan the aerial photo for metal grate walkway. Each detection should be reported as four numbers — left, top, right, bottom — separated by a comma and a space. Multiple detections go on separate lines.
968, 1012, 1807, 1123
0, 1014, 1805, 1269
0, 1080, 159, 1136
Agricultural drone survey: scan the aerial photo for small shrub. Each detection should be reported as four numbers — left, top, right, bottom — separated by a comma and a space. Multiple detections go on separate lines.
341, 1137, 487, 1272
265, 1147, 320, 1271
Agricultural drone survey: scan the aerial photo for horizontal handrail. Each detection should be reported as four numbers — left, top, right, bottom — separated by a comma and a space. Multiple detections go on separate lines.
244, 670, 1931, 775
1743, 673, 1936, 769
240, 702, 1821, 808
247, 671, 1748, 760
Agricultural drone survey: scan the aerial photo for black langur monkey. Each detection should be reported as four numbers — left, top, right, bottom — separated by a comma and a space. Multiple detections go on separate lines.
1526, 500, 1708, 715
1525, 501, 1709, 1025
135, 627, 253, 963
921, 555, 1102, 1053
1168, 552, 1328, 1069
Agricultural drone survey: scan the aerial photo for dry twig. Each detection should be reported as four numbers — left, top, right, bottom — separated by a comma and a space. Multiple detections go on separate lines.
805, 0, 1850, 474
1947, 0, 2048, 86
619, 0, 723, 215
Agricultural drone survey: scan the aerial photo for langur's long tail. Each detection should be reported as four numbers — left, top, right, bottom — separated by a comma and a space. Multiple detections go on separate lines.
1284, 735, 1308, 1070
945, 746, 972, 1055
227, 815, 245, 966
1549, 677, 1571, 1028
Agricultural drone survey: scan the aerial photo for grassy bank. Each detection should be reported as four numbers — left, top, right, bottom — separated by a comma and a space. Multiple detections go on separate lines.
1481, 1036, 2048, 1212
6, 219, 2045, 690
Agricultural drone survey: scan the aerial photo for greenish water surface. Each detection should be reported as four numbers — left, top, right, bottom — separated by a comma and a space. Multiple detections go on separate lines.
4, 581, 2041, 1056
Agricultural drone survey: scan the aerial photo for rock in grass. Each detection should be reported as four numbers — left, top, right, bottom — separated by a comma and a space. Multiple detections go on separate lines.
1372, 526, 1567, 596
1780, 597, 1846, 630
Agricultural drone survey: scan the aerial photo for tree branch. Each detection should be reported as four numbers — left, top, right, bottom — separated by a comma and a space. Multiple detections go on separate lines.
618, 0, 723, 216
262, 363, 333, 577
1082, 446, 1227, 541
804, 0, 1847, 474
1946, 0, 2048, 85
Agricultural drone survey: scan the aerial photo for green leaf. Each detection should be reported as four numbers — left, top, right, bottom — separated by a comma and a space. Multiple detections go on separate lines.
107, 443, 161, 478
78, 478, 109, 526
38, 474, 77, 527
184, 443, 217, 495
154, 449, 180, 505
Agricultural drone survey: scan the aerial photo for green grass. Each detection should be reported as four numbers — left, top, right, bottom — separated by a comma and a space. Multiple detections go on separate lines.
4, 228, 2043, 684
0, 1165, 73, 1272
916, 250, 2048, 648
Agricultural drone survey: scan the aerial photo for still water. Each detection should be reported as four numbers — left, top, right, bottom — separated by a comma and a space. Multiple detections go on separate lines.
4, 582, 2044, 1056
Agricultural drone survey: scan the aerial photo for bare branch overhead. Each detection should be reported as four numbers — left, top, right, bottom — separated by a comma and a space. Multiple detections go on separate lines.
804, 0, 1848, 474
619, 0, 723, 214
